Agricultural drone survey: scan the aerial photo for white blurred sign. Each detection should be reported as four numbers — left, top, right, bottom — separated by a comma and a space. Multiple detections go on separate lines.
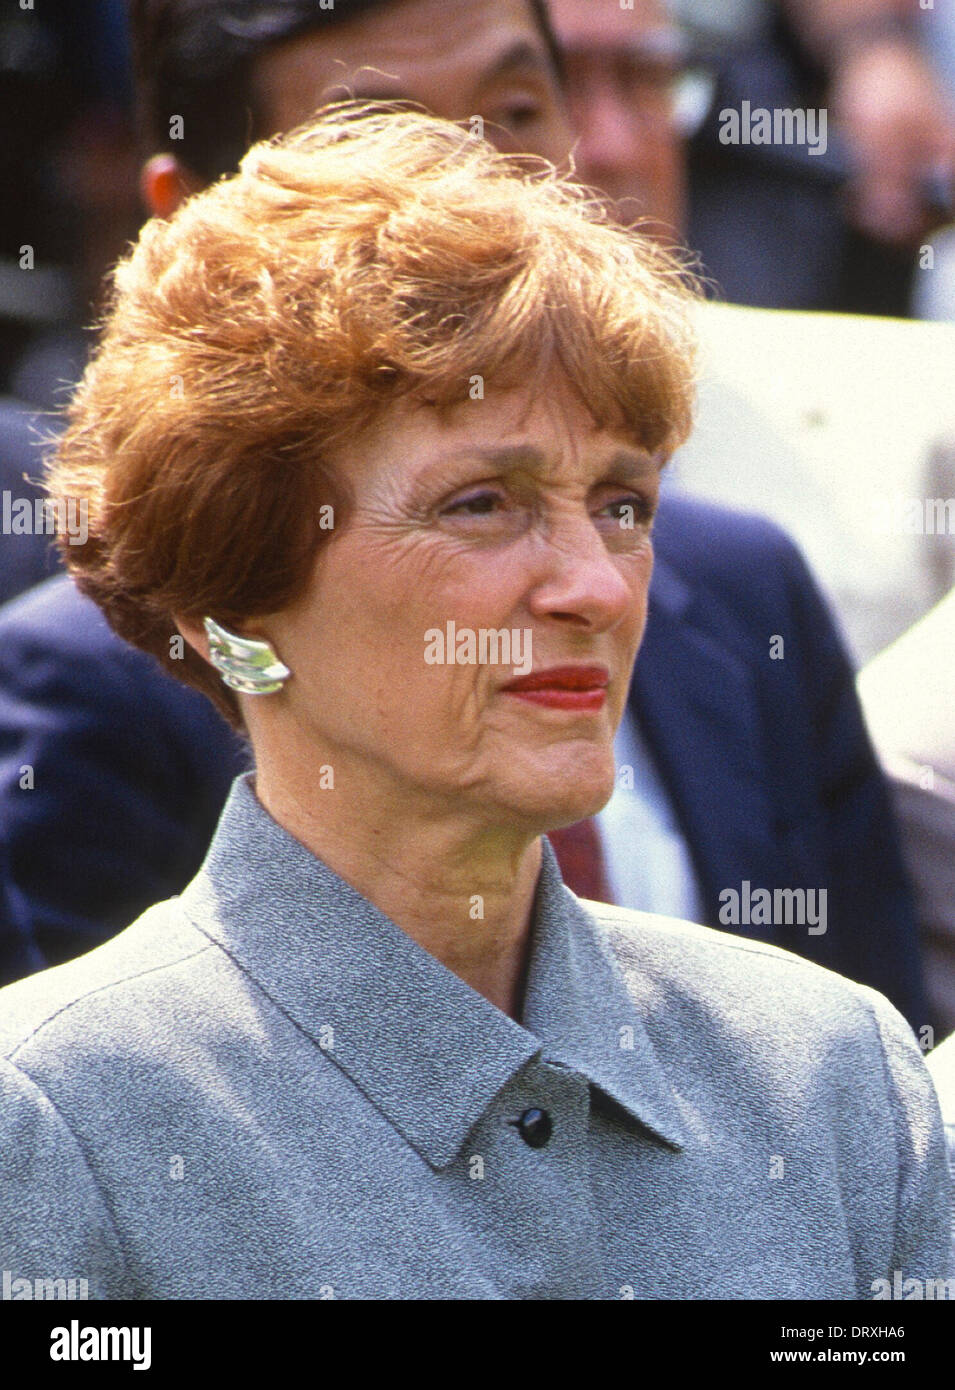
670, 302, 955, 663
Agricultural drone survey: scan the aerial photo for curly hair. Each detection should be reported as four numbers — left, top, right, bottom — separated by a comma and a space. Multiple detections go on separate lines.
46, 102, 699, 729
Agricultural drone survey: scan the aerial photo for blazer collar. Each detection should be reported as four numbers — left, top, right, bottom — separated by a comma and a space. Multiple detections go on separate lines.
180, 774, 686, 1170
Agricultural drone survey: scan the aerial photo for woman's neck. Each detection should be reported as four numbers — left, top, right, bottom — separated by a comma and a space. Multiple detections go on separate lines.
253, 758, 544, 1021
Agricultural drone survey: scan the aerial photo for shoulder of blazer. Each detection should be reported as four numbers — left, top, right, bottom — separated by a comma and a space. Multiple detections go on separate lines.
580, 896, 879, 1030
0, 900, 214, 1063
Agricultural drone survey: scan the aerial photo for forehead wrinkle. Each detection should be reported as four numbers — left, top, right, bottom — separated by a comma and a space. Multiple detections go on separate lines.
306, 4, 546, 72
319, 61, 406, 104
423, 443, 656, 481
328, 37, 552, 106
476, 39, 554, 85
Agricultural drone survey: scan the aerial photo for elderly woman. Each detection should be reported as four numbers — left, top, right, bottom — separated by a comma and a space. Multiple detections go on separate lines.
0, 105, 949, 1301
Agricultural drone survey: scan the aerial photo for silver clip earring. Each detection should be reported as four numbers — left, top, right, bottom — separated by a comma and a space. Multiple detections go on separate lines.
203, 616, 292, 695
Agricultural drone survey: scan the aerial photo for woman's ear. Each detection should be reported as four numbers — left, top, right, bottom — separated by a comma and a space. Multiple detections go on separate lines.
139, 154, 204, 219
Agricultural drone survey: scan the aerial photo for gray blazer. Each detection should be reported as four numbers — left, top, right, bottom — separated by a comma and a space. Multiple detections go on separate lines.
0, 774, 950, 1300
927, 1031, 955, 1272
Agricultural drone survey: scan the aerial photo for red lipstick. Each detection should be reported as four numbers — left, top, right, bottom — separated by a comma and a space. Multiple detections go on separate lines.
501, 664, 610, 711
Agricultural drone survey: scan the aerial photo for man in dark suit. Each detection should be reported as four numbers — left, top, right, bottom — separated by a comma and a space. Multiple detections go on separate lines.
0, 0, 928, 1028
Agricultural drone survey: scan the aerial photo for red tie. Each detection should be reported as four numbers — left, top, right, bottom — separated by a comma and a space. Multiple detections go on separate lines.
547, 819, 615, 904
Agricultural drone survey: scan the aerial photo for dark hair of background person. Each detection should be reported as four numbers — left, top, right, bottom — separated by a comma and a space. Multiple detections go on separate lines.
129, 0, 566, 183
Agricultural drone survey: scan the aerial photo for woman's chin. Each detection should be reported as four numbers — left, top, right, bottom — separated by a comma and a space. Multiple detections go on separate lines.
496, 767, 616, 833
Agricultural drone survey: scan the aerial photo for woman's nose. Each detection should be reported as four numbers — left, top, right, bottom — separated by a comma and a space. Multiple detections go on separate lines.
525, 513, 646, 631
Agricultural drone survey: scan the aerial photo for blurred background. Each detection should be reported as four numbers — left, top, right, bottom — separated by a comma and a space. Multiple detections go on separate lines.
0, 0, 138, 412
5, 0, 955, 415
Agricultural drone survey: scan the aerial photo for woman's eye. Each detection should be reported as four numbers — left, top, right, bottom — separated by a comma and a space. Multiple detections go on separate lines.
440, 490, 503, 517
597, 494, 655, 527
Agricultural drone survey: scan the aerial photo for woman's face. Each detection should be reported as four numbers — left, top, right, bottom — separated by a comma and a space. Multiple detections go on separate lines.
261, 370, 660, 835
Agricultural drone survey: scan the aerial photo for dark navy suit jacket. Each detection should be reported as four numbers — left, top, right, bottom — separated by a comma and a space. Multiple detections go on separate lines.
0, 494, 928, 1027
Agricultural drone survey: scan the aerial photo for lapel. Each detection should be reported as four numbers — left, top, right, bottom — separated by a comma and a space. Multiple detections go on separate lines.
629, 555, 782, 931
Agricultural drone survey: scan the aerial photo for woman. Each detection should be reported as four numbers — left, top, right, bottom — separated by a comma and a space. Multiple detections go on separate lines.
0, 105, 948, 1300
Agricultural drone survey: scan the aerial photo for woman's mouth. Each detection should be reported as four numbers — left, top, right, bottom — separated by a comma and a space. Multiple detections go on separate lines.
500, 664, 610, 711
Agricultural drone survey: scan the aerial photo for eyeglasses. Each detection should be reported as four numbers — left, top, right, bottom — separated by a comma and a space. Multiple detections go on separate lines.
562, 32, 714, 138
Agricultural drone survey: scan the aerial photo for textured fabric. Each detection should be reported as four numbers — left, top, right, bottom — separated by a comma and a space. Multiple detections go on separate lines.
0, 773, 949, 1301
0, 494, 927, 1030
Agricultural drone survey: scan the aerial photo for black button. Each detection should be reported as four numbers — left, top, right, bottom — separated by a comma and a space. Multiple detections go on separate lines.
510, 1108, 553, 1149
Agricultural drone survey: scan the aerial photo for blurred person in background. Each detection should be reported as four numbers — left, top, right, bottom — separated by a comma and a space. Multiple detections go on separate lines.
674, 0, 955, 314
547, 0, 688, 241
0, 0, 139, 409
0, 1, 141, 603
549, 1, 951, 1015
0, 0, 569, 599
0, 0, 928, 1033
859, 579, 955, 1036
912, 1, 955, 323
